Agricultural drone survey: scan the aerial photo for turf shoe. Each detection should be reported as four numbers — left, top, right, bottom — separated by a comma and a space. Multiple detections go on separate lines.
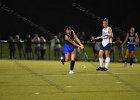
60, 57, 65, 65
69, 70, 75, 74
102, 67, 109, 71
130, 65, 133, 68
96, 67, 103, 71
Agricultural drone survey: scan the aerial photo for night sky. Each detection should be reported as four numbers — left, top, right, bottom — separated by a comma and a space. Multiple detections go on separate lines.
0, 0, 140, 40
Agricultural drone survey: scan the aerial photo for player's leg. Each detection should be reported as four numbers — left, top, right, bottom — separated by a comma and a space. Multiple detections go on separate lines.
130, 50, 135, 67
118, 48, 123, 61
96, 50, 104, 71
124, 49, 130, 67
120, 48, 123, 61
104, 50, 110, 70
65, 53, 70, 62
61, 44, 70, 64
60, 53, 69, 64
69, 49, 76, 74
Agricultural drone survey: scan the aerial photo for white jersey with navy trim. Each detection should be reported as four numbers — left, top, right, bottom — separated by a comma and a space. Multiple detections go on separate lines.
102, 27, 110, 47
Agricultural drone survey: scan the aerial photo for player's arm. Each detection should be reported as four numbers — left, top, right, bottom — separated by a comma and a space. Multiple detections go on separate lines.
94, 35, 102, 40
65, 35, 81, 48
72, 30, 84, 48
135, 33, 139, 44
108, 27, 113, 38
122, 33, 129, 46
96, 27, 113, 39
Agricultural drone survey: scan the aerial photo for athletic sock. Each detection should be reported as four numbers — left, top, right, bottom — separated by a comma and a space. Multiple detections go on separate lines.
130, 57, 133, 66
99, 58, 103, 68
124, 57, 128, 63
105, 57, 110, 69
63, 57, 66, 62
70, 61, 75, 70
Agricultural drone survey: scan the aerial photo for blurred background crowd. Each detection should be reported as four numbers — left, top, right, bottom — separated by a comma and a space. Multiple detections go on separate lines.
3, 31, 139, 62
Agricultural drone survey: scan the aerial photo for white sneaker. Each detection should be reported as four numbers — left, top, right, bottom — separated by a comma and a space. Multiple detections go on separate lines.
130, 65, 133, 68
124, 62, 127, 68
69, 70, 74, 74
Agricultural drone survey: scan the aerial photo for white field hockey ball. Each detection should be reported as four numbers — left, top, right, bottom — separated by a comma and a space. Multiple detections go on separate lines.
83, 66, 87, 69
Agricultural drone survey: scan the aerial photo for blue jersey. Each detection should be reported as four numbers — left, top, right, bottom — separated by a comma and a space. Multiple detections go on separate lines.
127, 33, 136, 46
126, 33, 136, 51
63, 33, 75, 54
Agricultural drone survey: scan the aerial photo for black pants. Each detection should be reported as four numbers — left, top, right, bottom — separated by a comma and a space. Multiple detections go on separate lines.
9, 49, 15, 59
35, 47, 41, 59
54, 48, 61, 59
18, 48, 23, 59
40, 49, 46, 59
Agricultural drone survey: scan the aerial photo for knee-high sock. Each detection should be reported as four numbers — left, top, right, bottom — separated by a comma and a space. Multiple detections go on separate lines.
130, 58, 133, 65
99, 58, 103, 68
105, 57, 110, 69
70, 61, 75, 70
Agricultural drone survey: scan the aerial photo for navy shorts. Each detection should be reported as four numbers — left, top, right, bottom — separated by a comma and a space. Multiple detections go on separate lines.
63, 43, 75, 54
100, 43, 111, 50
126, 44, 136, 51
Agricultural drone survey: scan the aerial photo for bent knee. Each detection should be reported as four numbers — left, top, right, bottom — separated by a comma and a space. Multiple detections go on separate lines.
98, 54, 103, 58
65, 58, 69, 62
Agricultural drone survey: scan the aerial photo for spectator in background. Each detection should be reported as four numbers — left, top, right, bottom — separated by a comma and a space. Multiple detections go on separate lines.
57, 32, 64, 44
80, 32, 87, 43
90, 36, 100, 61
8, 36, 15, 59
32, 34, 40, 59
15, 35, 23, 59
54, 36, 62, 59
133, 34, 139, 62
115, 37, 123, 62
40, 36, 47, 59
25, 34, 32, 59
57, 32, 64, 58
110, 42, 115, 62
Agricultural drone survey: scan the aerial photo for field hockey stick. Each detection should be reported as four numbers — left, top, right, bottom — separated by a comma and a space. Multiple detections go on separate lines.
82, 48, 89, 61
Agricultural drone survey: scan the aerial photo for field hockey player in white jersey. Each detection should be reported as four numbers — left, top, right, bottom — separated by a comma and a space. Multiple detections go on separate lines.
96, 18, 113, 71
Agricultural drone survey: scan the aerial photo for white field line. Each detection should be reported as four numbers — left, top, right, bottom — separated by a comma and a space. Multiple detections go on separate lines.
0, 73, 138, 77
116, 81, 122, 84
42, 73, 138, 77
65, 86, 72, 88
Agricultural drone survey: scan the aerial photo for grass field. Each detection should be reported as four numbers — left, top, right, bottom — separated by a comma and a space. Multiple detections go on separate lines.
0, 60, 140, 100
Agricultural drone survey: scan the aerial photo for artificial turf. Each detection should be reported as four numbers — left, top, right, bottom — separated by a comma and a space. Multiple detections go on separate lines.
0, 60, 140, 100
